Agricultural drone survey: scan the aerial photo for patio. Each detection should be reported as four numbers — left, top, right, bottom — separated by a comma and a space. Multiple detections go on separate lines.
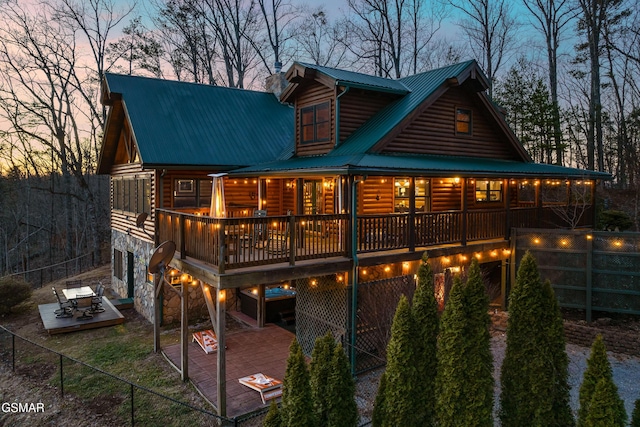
162, 322, 295, 417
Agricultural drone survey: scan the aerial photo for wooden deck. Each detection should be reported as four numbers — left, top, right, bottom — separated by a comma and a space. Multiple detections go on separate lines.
38, 298, 125, 334
163, 323, 295, 417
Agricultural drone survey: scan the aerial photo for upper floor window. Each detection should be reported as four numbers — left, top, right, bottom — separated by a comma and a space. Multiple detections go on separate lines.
301, 102, 330, 144
456, 108, 472, 135
112, 176, 151, 214
476, 180, 503, 203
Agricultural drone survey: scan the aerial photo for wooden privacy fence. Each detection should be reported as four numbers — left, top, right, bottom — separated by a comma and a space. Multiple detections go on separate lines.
512, 229, 640, 321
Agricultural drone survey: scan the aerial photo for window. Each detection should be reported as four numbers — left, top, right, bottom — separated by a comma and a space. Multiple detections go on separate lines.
173, 178, 212, 208
394, 178, 431, 212
114, 249, 123, 281
112, 176, 151, 215
476, 180, 503, 203
456, 108, 472, 135
301, 102, 330, 144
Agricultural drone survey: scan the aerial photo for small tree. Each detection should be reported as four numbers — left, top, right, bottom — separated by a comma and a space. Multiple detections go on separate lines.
499, 251, 573, 426
309, 332, 336, 425
584, 378, 627, 427
631, 398, 640, 427
436, 259, 493, 427
372, 372, 387, 427
579, 335, 626, 427
411, 253, 439, 426
325, 344, 358, 427
263, 400, 281, 427
377, 294, 419, 426
280, 339, 315, 427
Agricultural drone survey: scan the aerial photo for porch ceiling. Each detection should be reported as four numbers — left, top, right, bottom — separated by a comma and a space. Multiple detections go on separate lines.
230, 153, 611, 180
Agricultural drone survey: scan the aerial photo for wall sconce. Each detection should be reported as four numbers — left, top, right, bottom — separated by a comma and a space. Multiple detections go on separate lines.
453, 177, 460, 186
250, 191, 256, 200
376, 192, 381, 200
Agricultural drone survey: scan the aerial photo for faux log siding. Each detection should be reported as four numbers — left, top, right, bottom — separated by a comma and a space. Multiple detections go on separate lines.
295, 82, 335, 156
225, 177, 259, 213
265, 178, 296, 215
383, 86, 520, 160
360, 177, 395, 214
431, 179, 461, 211
339, 91, 398, 143
109, 163, 155, 242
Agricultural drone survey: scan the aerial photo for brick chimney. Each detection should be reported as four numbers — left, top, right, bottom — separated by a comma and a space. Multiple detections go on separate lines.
265, 61, 288, 100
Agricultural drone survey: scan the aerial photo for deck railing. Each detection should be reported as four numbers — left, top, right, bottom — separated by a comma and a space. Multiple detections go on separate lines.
156, 205, 593, 271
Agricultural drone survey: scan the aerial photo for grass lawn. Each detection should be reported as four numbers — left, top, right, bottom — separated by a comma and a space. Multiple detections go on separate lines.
0, 265, 224, 427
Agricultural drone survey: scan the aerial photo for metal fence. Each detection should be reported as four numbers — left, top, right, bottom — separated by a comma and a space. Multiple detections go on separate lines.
512, 228, 640, 321
0, 326, 239, 426
5, 253, 97, 288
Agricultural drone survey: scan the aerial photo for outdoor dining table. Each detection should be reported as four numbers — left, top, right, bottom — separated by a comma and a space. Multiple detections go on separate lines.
62, 286, 96, 300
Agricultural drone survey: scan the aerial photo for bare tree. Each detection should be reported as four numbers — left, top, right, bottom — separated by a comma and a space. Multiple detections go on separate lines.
346, 0, 446, 78
253, 0, 300, 73
0, 1, 106, 261
107, 16, 165, 77
293, 8, 349, 68
575, 0, 629, 172
522, 0, 577, 166
447, 0, 519, 96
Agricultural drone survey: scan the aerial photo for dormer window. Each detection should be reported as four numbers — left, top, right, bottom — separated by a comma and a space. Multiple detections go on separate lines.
301, 101, 330, 144
456, 107, 472, 135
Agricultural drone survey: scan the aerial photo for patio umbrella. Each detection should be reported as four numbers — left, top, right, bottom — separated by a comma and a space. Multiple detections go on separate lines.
209, 173, 227, 217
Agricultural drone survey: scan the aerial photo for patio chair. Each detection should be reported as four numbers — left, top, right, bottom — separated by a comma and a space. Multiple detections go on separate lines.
266, 212, 291, 256
52, 287, 73, 318
73, 294, 94, 320
65, 279, 83, 289
91, 283, 105, 314
253, 209, 267, 249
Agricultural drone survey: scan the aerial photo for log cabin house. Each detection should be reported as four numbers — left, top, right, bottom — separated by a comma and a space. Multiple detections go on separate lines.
98, 60, 608, 415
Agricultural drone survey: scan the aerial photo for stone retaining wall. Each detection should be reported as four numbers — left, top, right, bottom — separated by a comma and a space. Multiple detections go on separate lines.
563, 322, 640, 357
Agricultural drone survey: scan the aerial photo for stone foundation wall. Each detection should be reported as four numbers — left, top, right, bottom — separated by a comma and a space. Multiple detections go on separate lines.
161, 282, 210, 325
111, 230, 154, 321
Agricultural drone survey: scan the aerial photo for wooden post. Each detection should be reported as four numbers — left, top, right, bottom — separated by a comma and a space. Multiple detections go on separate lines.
409, 177, 415, 251
181, 281, 189, 381
179, 214, 186, 259
257, 284, 265, 328
505, 180, 512, 239
218, 223, 226, 274
461, 178, 468, 246
586, 231, 593, 323
153, 272, 161, 353
216, 289, 227, 417
289, 214, 296, 266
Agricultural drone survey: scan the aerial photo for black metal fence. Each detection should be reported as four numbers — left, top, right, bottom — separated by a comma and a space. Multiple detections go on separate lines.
0, 326, 240, 426
5, 253, 97, 288
512, 228, 640, 321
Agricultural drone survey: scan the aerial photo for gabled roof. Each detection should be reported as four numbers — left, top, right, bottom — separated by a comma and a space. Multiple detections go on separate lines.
281, 62, 410, 102
329, 60, 518, 156
232, 152, 610, 180
98, 73, 294, 172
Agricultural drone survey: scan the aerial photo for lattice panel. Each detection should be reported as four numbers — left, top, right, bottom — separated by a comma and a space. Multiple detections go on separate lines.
355, 275, 416, 373
296, 275, 348, 357
514, 229, 640, 316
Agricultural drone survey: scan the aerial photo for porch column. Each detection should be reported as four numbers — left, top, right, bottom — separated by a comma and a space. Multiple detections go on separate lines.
536, 180, 543, 227
257, 283, 265, 328
409, 177, 416, 251
505, 180, 512, 239
181, 280, 189, 381
461, 178, 468, 246
216, 289, 227, 417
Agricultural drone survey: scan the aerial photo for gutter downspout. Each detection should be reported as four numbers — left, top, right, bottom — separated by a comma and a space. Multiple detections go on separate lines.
335, 86, 350, 148
350, 176, 364, 374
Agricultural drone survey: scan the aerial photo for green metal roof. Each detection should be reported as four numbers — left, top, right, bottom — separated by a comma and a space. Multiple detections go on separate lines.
233, 153, 611, 180
331, 60, 479, 156
103, 73, 294, 168
296, 62, 410, 94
